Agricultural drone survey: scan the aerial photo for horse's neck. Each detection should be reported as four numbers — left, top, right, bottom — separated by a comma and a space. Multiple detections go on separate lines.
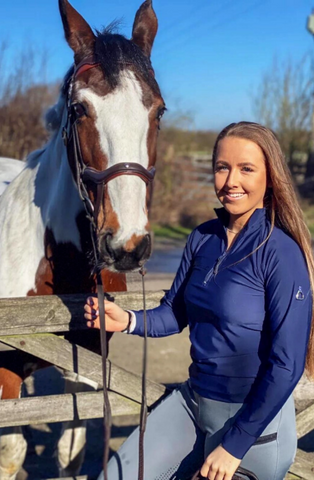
0, 124, 83, 297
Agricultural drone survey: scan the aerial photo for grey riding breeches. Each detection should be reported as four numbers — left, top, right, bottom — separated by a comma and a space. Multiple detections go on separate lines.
103, 381, 297, 480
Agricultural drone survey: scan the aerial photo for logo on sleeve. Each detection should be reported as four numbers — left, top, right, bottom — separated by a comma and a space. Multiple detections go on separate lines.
296, 286, 305, 300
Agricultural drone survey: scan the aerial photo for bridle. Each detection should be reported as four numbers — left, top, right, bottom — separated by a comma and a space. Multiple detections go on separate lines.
62, 56, 156, 226
62, 56, 153, 480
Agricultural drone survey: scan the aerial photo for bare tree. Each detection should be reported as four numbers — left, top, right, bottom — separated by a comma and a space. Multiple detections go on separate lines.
0, 41, 58, 159
252, 54, 314, 167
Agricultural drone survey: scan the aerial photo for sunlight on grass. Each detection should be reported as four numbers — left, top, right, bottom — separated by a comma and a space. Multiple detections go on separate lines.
151, 224, 192, 240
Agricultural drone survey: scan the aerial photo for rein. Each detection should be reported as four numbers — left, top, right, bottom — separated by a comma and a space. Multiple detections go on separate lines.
62, 57, 153, 480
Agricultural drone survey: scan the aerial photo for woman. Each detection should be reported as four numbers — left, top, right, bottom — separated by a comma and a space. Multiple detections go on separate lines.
84, 122, 314, 480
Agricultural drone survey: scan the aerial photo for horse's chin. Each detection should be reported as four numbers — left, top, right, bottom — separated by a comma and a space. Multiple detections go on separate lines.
97, 257, 148, 274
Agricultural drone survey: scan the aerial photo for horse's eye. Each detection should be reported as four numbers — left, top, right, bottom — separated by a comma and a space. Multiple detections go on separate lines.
72, 103, 87, 119
156, 106, 166, 122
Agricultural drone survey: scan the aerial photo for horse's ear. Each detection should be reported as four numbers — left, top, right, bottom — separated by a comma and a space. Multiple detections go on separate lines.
131, 0, 158, 58
59, 0, 96, 63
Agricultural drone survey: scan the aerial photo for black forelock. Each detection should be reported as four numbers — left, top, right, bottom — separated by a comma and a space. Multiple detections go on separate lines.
94, 29, 160, 95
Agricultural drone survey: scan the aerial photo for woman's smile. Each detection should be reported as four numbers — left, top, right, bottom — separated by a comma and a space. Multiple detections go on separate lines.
223, 191, 246, 201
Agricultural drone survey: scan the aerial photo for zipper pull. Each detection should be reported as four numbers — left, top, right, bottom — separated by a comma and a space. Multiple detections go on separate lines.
213, 252, 226, 275
213, 260, 220, 275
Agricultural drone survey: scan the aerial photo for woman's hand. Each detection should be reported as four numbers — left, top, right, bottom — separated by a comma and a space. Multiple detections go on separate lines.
84, 296, 130, 332
200, 445, 241, 480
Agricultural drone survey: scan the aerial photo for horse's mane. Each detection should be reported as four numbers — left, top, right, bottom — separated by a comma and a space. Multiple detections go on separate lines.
44, 67, 72, 134
44, 26, 160, 134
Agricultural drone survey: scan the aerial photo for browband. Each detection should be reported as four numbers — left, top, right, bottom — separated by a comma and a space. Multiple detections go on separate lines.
82, 163, 156, 185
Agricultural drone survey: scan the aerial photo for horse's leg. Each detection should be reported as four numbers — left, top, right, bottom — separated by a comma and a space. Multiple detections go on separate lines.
0, 369, 27, 480
57, 370, 98, 477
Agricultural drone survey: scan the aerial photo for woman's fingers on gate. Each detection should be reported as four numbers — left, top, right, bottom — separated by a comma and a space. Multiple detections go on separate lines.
84, 305, 97, 318
87, 320, 97, 328
86, 296, 98, 310
85, 297, 99, 316
86, 296, 94, 306
84, 298, 129, 331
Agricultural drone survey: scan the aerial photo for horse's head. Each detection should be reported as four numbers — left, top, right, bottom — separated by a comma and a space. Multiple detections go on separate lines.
59, 0, 165, 272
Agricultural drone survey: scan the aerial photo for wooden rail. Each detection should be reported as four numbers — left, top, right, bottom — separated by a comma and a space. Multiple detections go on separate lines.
0, 291, 163, 336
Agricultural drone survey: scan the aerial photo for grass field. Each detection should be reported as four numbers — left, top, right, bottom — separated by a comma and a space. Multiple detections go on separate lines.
151, 224, 192, 240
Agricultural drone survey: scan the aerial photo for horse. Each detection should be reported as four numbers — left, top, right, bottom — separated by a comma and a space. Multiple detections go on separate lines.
0, 0, 165, 478
0, 158, 24, 196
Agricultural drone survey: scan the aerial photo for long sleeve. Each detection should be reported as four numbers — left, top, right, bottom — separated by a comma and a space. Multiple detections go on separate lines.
131, 229, 202, 337
221, 235, 312, 459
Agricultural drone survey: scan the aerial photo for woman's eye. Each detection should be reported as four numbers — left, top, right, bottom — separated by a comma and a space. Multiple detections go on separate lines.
72, 103, 87, 119
215, 165, 228, 172
242, 167, 254, 172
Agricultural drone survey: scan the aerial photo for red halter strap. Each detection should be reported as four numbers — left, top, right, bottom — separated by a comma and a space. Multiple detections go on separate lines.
74, 57, 100, 78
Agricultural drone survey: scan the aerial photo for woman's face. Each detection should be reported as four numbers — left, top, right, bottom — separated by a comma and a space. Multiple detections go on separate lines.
214, 136, 268, 223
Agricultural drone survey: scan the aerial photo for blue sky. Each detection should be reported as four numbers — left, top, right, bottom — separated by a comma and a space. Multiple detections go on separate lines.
1, 0, 314, 130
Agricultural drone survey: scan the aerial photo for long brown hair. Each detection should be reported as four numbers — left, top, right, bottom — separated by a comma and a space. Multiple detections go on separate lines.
212, 121, 314, 378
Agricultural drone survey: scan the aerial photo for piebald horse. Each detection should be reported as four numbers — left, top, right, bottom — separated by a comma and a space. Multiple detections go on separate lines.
0, 0, 165, 478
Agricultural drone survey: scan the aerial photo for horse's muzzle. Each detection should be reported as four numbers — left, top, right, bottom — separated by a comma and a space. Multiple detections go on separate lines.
99, 232, 151, 272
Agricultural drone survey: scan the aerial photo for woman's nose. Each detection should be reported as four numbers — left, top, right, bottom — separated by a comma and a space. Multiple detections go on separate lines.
225, 169, 240, 187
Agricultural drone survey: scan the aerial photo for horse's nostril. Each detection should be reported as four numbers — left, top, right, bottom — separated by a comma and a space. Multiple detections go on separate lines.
105, 232, 114, 254
104, 232, 112, 247
136, 234, 151, 262
99, 232, 115, 262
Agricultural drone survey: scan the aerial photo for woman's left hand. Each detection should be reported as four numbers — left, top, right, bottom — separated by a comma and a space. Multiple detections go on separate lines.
200, 445, 241, 480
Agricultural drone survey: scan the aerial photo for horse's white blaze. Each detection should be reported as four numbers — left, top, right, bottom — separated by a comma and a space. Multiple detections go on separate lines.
78, 70, 151, 246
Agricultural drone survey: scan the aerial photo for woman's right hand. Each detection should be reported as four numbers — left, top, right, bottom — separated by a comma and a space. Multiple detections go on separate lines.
84, 296, 130, 332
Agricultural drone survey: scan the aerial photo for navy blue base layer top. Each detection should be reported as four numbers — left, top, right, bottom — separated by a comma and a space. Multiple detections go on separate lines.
132, 208, 312, 459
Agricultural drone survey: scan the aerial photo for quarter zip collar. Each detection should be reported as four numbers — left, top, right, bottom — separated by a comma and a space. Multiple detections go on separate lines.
214, 207, 267, 234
